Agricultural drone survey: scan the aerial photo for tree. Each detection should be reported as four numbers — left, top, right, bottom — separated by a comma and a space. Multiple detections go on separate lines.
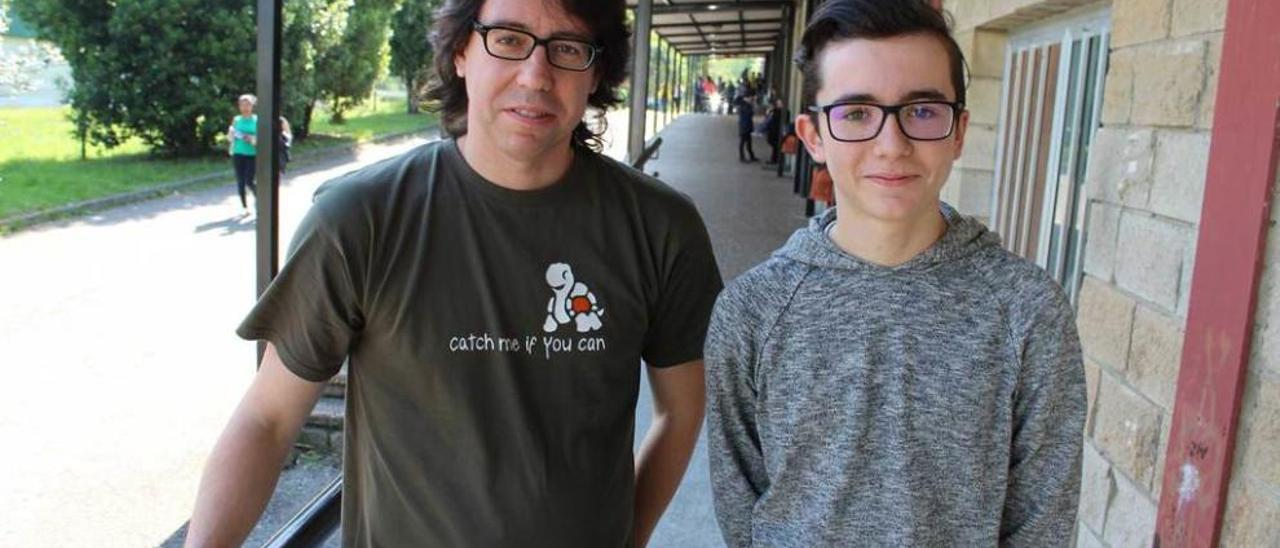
0, 0, 63, 97
17, 0, 256, 155
389, 0, 437, 114
16, 0, 406, 153
315, 0, 399, 123
281, 0, 350, 139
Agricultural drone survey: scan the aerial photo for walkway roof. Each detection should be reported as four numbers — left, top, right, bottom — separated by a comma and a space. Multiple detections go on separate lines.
626, 0, 796, 57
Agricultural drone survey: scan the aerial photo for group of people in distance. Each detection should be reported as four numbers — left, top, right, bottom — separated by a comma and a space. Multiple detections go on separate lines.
187, 0, 1085, 546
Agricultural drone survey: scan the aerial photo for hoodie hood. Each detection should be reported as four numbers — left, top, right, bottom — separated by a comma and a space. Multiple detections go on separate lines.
775, 202, 1002, 273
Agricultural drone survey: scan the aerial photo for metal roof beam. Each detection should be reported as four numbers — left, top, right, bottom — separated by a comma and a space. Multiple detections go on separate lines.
651, 1, 791, 15
651, 18, 784, 28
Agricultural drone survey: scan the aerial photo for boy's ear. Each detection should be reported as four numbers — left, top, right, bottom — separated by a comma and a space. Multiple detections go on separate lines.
952, 109, 970, 160
795, 113, 826, 164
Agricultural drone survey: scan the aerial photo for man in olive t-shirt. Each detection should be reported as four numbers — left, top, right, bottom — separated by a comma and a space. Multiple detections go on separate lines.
184, 0, 722, 546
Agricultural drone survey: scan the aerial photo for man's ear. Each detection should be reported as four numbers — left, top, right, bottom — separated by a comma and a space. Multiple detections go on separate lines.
455, 47, 467, 79
952, 109, 970, 160
795, 113, 826, 164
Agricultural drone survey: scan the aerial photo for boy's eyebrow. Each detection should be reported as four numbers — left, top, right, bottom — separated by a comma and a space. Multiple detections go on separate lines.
483, 19, 593, 42
900, 88, 952, 102
826, 88, 953, 105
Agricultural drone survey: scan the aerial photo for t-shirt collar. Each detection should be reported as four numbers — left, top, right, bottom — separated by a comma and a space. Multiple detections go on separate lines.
445, 139, 587, 207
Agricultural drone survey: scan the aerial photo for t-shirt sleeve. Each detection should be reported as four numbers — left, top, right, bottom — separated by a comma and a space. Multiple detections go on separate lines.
642, 199, 724, 368
236, 191, 366, 382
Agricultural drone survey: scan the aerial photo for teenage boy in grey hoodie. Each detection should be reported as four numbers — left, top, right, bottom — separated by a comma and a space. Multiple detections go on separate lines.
704, 1, 1086, 546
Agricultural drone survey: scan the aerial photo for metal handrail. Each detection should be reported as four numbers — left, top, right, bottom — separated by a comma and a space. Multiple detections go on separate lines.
261, 476, 342, 548
632, 136, 663, 171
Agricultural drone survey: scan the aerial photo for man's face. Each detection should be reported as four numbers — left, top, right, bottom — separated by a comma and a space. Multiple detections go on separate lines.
454, 0, 600, 161
797, 33, 968, 224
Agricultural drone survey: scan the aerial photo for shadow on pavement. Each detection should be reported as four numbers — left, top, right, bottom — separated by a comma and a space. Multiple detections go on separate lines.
194, 212, 256, 236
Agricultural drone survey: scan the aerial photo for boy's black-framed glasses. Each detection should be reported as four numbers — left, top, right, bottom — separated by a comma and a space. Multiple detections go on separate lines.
808, 101, 964, 142
471, 21, 602, 72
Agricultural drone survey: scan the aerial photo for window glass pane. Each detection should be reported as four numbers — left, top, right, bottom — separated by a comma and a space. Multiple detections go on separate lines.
1064, 32, 1109, 303
1046, 38, 1083, 277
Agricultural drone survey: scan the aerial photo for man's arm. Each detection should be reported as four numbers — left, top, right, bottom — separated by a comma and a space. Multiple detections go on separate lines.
1000, 289, 1087, 547
185, 344, 327, 548
633, 359, 706, 548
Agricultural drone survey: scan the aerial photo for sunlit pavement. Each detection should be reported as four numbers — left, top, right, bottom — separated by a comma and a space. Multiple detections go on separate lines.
0, 135, 431, 547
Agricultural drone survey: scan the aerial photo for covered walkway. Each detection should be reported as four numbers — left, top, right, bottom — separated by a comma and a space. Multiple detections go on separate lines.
632, 113, 807, 547
643, 114, 808, 280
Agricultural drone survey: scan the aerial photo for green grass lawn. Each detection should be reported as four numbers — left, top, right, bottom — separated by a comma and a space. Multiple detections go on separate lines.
0, 98, 434, 219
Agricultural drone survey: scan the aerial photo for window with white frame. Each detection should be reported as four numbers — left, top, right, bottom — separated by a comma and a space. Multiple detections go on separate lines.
991, 7, 1109, 304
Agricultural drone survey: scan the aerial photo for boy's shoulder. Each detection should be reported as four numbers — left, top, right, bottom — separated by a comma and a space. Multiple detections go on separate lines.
968, 244, 1075, 329
716, 255, 810, 322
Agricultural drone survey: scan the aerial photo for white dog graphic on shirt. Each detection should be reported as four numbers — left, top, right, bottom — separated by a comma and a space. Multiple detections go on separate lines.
543, 263, 605, 333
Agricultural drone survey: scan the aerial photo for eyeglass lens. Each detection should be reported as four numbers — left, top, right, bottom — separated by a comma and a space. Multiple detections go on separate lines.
827, 102, 954, 141
483, 27, 594, 71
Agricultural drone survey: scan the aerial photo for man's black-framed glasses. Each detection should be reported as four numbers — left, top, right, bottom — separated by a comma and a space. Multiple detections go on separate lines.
808, 101, 963, 142
472, 21, 601, 72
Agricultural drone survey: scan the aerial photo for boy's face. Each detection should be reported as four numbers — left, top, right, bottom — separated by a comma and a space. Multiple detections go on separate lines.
454, 0, 601, 161
796, 33, 968, 224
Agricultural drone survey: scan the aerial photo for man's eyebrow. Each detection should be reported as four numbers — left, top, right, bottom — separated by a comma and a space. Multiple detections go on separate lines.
826, 88, 953, 104
484, 19, 593, 41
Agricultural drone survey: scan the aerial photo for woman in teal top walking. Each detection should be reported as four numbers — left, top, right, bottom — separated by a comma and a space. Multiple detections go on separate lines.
228, 94, 258, 210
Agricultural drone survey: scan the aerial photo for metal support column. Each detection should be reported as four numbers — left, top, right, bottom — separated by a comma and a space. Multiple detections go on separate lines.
626, 0, 653, 163
674, 54, 682, 117
678, 54, 687, 115
254, 0, 283, 365
781, 4, 796, 108
1154, 0, 1280, 545
657, 41, 668, 129
649, 34, 660, 140
670, 43, 680, 124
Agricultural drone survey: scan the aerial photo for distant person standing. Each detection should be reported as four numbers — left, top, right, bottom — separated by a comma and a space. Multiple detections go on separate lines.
702, 76, 717, 113
228, 94, 258, 211
279, 116, 293, 175
763, 97, 784, 165
736, 93, 758, 163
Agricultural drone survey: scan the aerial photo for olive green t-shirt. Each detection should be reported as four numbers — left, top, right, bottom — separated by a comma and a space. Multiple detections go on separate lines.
237, 139, 723, 547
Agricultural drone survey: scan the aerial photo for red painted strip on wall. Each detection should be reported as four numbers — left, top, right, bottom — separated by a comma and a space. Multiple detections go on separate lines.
1154, 0, 1280, 546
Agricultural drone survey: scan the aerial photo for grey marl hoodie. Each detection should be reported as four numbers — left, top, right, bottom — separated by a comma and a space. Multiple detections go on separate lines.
705, 204, 1086, 548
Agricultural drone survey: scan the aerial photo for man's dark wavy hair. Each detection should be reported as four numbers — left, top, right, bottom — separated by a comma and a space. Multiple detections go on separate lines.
424, 0, 630, 152
795, 0, 968, 115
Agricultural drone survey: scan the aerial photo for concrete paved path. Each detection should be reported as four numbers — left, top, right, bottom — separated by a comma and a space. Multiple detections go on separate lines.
0, 113, 805, 547
0, 136, 432, 547
634, 114, 807, 548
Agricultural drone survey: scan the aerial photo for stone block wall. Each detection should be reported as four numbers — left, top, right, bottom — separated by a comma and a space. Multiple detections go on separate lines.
947, 0, 1279, 545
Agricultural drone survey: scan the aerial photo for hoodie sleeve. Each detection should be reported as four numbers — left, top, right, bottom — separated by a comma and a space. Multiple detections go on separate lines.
999, 282, 1087, 547
704, 287, 769, 548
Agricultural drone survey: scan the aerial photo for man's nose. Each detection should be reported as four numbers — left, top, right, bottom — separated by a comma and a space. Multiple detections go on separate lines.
515, 44, 554, 92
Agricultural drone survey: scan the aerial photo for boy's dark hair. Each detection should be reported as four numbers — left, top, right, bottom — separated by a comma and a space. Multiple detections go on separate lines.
795, 0, 967, 114
423, 0, 630, 152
